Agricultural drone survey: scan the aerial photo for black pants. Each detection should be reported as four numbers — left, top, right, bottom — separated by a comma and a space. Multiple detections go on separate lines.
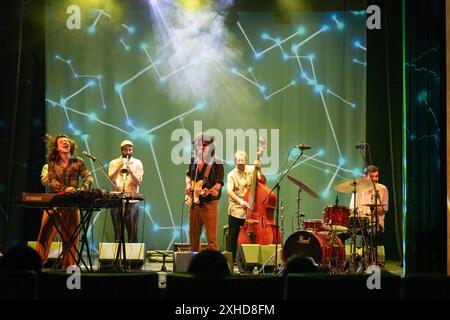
111, 202, 140, 243
228, 215, 245, 262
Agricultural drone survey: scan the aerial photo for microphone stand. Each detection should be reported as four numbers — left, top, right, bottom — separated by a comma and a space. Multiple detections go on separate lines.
85, 152, 129, 271
83, 153, 122, 271
86, 154, 120, 192
116, 156, 131, 271
357, 145, 379, 266
260, 148, 305, 275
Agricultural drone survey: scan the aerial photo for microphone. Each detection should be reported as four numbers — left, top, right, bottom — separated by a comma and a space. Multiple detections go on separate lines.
355, 142, 366, 149
82, 151, 96, 161
294, 144, 311, 150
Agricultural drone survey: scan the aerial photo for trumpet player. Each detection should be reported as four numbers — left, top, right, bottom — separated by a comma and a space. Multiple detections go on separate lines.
108, 140, 144, 243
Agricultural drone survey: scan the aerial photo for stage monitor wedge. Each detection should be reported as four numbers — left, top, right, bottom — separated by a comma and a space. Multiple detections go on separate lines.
98, 243, 145, 270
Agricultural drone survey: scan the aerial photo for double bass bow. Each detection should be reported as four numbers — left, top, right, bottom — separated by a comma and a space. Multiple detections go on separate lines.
237, 137, 282, 246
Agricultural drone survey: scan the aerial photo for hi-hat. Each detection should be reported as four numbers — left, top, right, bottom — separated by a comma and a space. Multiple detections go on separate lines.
334, 177, 372, 194
361, 203, 385, 208
287, 175, 319, 199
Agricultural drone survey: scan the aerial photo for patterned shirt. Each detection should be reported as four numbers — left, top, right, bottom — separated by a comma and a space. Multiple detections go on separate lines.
48, 157, 93, 193
227, 166, 254, 219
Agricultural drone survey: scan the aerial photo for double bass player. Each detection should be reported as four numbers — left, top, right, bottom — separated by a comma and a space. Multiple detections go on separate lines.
227, 140, 281, 264
226, 150, 265, 263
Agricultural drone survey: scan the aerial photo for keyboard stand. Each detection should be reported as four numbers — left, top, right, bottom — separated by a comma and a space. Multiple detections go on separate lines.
48, 206, 95, 271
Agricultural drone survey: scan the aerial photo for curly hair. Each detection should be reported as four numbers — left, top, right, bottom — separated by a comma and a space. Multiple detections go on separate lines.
47, 134, 77, 161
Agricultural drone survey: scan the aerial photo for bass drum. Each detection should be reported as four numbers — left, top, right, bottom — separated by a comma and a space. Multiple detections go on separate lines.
282, 231, 345, 269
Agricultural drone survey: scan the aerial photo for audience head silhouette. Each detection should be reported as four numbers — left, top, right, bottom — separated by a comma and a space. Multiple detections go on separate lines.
284, 255, 319, 274
187, 249, 230, 277
0, 244, 42, 272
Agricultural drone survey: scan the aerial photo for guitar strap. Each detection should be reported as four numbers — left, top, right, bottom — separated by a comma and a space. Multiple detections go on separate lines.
203, 164, 212, 180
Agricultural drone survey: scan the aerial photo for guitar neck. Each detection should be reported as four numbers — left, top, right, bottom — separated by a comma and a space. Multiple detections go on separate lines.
248, 154, 260, 210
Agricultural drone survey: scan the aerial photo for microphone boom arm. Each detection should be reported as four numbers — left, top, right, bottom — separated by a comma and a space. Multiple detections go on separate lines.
84, 152, 120, 192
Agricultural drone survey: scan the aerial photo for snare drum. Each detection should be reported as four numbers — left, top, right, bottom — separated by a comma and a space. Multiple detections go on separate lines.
348, 216, 371, 232
303, 219, 324, 231
322, 205, 350, 231
283, 231, 345, 268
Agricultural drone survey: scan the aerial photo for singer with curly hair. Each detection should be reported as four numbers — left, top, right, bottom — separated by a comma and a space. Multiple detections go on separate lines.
35, 134, 93, 270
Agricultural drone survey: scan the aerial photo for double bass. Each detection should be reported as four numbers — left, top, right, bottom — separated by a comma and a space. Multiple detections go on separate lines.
237, 138, 282, 246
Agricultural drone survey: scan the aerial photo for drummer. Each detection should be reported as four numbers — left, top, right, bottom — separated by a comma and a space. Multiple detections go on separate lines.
349, 165, 389, 232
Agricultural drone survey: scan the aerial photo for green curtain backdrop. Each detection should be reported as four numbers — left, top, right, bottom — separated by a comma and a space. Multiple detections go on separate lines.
45, 1, 366, 251
404, 0, 446, 274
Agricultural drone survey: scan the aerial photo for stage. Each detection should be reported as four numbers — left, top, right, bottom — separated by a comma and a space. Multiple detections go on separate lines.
0, 0, 449, 305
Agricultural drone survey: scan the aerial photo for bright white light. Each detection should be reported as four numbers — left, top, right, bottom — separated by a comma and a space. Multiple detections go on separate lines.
146, 0, 254, 110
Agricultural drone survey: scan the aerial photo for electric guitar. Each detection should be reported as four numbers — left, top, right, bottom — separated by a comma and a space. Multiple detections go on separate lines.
185, 180, 219, 207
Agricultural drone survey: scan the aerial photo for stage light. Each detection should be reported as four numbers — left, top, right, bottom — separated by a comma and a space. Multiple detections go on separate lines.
177, 0, 210, 12
276, 0, 308, 17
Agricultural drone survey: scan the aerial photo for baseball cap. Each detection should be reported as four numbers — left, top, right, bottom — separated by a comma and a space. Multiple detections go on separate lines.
120, 140, 133, 148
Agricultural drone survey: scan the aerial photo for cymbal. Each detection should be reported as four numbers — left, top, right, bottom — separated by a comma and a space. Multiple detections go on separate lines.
287, 175, 319, 199
361, 203, 384, 207
334, 177, 372, 194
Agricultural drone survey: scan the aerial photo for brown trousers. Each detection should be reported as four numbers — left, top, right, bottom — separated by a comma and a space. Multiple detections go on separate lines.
35, 209, 80, 270
189, 200, 218, 252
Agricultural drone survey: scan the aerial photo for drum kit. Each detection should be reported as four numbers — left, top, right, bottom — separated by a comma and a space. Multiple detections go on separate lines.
282, 175, 381, 274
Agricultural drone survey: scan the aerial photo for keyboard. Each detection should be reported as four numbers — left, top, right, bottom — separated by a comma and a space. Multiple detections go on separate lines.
20, 190, 144, 209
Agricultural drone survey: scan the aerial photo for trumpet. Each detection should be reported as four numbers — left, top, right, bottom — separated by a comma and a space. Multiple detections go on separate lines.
121, 156, 130, 175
